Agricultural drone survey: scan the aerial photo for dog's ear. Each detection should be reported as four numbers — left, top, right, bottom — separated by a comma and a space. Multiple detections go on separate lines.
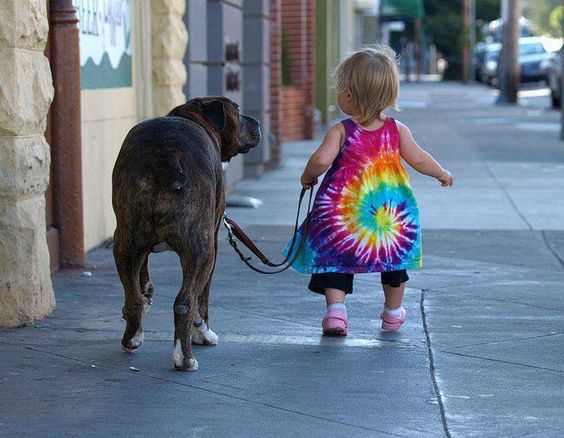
201, 100, 227, 132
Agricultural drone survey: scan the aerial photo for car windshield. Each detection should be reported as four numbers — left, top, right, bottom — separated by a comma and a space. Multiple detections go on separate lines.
519, 43, 545, 56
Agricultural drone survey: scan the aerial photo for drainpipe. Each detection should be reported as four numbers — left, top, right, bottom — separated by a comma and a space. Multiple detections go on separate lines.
49, 0, 85, 268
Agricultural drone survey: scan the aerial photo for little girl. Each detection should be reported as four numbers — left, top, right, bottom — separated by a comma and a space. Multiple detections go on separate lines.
286, 45, 453, 336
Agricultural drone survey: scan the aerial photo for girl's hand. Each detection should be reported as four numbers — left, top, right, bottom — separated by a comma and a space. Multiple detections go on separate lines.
301, 174, 318, 189
438, 170, 453, 187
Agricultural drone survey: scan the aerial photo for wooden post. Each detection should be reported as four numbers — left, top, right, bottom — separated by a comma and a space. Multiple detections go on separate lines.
462, 0, 471, 83
561, 46, 564, 140
49, 0, 85, 268
497, 0, 521, 104
414, 18, 421, 82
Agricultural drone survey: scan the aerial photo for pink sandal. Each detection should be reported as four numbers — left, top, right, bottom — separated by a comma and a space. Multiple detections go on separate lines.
322, 311, 348, 336
380, 307, 407, 331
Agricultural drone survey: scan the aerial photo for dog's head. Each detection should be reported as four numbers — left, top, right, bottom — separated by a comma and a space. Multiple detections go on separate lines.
169, 97, 261, 162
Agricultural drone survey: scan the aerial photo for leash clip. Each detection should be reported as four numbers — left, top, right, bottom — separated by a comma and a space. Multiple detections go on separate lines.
222, 213, 233, 233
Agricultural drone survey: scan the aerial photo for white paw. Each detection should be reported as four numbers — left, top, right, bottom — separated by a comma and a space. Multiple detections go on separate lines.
142, 296, 152, 315
191, 321, 219, 346
122, 329, 144, 353
172, 340, 199, 371
142, 283, 152, 314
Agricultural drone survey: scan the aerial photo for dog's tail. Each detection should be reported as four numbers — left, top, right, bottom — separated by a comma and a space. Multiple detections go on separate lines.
152, 157, 188, 192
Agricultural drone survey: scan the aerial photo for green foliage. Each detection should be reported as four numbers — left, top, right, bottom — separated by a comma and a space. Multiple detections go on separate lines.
423, 0, 501, 79
523, 0, 562, 37
549, 6, 563, 38
476, 0, 501, 22
281, 31, 292, 86
423, 1, 462, 79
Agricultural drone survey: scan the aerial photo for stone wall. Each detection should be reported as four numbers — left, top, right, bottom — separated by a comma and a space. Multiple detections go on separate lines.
151, 0, 188, 116
0, 0, 55, 326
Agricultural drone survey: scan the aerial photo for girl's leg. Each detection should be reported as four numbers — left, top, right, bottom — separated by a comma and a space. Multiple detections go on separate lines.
380, 270, 409, 307
382, 282, 406, 308
325, 288, 347, 305
309, 274, 353, 336
380, 270, 409, 331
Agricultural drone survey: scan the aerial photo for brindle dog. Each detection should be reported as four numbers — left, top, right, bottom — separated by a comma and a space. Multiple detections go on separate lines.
112, 97, 260, 371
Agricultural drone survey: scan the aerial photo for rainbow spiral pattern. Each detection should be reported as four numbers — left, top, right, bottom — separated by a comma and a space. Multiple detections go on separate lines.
286, 118, 421, 274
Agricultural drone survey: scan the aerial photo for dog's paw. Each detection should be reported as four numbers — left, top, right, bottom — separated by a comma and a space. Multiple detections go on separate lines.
172, 340, 199, 371
142, 283, 153, 315
122, 329, 144, 353
142, 296, 152, 315
191, 321, 219, 346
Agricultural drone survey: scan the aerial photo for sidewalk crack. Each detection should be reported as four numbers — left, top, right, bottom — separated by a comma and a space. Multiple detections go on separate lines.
541, 230, 564, 270
448, 331, 561, 349
437, 349, 564, 374
420, 289, 451, 438
482, 160, 533, 230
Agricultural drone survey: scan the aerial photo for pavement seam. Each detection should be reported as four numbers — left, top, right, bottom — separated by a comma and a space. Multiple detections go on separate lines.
436, 349, 564, 374
481, 160, 533, 231
423, 288, 564, 313
447, 331, 561, 349
541, 230, 564, 269
420, 289, 451, 438
1, 341, 411, 437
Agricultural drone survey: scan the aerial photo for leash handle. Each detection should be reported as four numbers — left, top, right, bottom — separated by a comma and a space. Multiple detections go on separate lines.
223, 188, 313, 274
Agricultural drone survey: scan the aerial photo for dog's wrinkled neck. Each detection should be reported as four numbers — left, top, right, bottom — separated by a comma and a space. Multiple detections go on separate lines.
175, 110, 224, 160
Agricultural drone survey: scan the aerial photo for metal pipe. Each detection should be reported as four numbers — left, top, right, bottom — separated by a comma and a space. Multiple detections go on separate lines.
49, 0, 85, 268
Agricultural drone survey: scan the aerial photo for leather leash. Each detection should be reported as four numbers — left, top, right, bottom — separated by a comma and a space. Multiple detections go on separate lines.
222, 188, 314, 274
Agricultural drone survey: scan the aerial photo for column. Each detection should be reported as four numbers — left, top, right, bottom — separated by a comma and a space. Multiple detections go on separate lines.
0, 0, 56, 326
151, 0, 189, 116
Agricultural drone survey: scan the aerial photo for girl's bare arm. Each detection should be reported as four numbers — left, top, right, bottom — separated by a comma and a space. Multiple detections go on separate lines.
397, 121, 453, 187
300, 124, 344, 188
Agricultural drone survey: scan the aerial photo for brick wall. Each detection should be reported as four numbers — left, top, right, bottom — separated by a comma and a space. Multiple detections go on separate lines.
278, 0, 315, 141
270, 0, 282, 164
281, 85, 305, 141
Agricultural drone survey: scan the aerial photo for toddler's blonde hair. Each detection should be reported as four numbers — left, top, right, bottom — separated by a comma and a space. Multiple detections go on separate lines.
334, 45, 400, 124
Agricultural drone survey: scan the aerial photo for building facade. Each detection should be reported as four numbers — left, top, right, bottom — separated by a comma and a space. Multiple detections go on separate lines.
0, 0, 318, 327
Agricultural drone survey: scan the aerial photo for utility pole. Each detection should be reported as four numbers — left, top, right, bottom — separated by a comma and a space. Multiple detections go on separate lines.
561, 46, 563, 140
496, 0, 521, 104
462, 0, 471, 83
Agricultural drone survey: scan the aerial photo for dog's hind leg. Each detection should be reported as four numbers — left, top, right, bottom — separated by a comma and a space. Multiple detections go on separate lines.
191, 230, 219, 346
172, 244, 215, 371
114, 230, 149, 353
140, 254, 153, 315
191, 281, 219, 346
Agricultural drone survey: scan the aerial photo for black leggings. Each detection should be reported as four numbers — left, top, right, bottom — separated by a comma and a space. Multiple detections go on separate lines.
308, 270, 409, 295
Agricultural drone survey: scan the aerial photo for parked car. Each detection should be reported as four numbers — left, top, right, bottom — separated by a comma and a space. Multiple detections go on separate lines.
478, 37, 553, 87
518, 37, 552, 83
543, 47, 562, 108
479, 43, 501, 86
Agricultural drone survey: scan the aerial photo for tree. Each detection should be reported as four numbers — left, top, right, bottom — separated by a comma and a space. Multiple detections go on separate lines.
523, 0, 562, 37
424, 0, 501, 80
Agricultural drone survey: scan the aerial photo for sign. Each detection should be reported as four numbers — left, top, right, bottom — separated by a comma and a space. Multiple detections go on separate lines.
73, 0, 132, 89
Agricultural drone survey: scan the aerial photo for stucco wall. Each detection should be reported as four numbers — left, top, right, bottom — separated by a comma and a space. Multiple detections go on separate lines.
81, 87, 137, 250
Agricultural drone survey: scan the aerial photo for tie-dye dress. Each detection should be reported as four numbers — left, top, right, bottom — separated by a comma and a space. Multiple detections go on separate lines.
285, 117, 422, 274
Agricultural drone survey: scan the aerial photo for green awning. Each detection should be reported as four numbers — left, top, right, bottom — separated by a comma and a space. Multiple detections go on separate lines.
380, 0, 424, 20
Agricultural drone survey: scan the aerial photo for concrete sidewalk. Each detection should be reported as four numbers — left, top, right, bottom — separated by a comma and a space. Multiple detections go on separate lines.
1, 82, 563, 437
